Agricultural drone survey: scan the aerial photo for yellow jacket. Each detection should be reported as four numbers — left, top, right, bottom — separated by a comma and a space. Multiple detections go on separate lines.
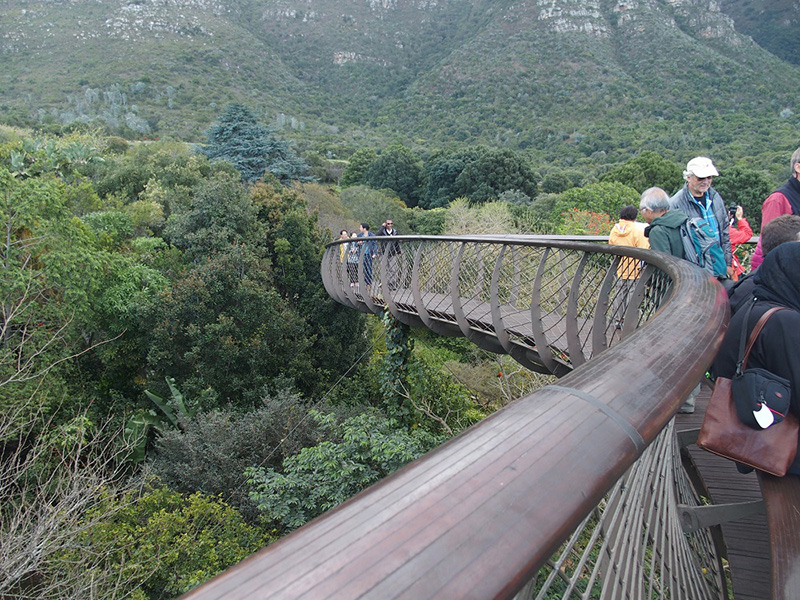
608, 220, 649, 279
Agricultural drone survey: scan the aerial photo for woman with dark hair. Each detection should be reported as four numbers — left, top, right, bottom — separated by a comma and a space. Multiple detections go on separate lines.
608, 204, 649, 328
712, 242, 800, 473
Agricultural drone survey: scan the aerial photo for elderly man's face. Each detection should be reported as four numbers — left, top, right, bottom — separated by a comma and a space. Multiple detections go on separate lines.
639, 207, 655, 223
687, 174, 713, 197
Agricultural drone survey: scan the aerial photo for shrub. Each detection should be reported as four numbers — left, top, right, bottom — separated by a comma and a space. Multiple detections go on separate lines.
150, 392, 341, 522
73, 484, 272, 599
247, 409, 445, 532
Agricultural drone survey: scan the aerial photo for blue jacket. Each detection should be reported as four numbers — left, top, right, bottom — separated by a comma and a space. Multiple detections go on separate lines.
669, 185, 732, 266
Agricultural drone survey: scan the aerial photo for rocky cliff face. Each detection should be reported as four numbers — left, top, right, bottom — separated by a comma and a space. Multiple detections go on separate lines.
0, 0, 797, 154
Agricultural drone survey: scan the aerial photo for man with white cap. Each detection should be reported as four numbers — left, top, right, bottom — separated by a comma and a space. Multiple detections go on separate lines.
669, 156, 734, 278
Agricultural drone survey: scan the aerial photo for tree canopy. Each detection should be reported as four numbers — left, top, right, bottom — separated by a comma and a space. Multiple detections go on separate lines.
364, 145, 425, 208
599, 150, 683, 194
201, 104, 311, 184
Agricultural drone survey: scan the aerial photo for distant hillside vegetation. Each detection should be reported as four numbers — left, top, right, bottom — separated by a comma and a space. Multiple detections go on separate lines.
720, 0, 800, 66
1, 0, 798, 165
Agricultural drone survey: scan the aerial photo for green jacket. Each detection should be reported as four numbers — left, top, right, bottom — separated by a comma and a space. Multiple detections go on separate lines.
645, 210, 688, 259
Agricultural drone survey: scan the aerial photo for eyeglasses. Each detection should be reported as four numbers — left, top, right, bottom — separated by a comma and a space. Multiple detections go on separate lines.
639, 207, 648, 213
386, 222, 393, 226
693, 175, 713, 181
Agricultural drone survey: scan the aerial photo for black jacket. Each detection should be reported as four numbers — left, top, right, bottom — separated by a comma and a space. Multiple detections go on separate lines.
711, 243, 800, 472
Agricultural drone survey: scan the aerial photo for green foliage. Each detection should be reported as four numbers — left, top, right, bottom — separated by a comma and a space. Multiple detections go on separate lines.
251, 182, 366, 388
201, 103, 311, 183
150, 392, 355, 522
408, 206, 447, 235
82, 210, 135, 249
339, 185, 409, 232
453, 147, 539, 204
553, 181, 639, 226
497, 189, 533, 206
712, 165, 774, 231
400, 342, 484, 434
143, 376, 197, 430
599, 151, 682, 194
75, 484, 272, 600
92, 141, 224, 214
5, 135, 104, 180
340, 148, 378, 187
63, 178, 103, 215
124, 199, 165, 236
379, 312, 415, 421
364, 144, 425, 208
444, 198, 516, 235
421, 147, 484, 209
163, 171, 258, 259
145, 245, 313, 408
541, 170, 578, 194
247, 409, 445, 532
298, 182, 360, 237
0, 168, 96, 415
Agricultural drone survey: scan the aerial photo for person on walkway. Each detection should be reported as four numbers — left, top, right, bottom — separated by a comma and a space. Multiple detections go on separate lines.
377, 218, 401, 290
728, 214, 800, 314
669, 156, 733, 278
727, 205, 753, 281
358, 223, 376, 290
338, 229, 350, 263
347, 232, 360, 286
639, 187, 697, 413
640, 187, 687, 258
749, 146, 800, 269
711, 242, 800, 474
608, 205, 649, 328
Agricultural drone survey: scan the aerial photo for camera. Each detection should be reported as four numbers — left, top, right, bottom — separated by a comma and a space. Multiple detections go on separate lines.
728, 203, 738, 219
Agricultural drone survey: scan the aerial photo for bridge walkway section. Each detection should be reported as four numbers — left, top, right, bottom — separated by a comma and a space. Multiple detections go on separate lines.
676, 385, 770, 600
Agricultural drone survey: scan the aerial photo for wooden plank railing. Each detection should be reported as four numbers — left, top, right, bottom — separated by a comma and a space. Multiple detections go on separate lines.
183, 235, 730, 599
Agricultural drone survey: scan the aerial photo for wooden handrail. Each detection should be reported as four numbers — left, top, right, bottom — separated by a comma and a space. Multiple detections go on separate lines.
183, 237, 729, 600
758, 472, 800, 599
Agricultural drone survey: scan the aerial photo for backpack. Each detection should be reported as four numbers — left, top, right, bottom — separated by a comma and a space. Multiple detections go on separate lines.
679, 216, 727, 277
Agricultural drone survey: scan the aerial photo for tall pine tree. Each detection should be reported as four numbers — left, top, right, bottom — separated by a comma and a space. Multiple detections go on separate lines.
201, 104, 311, 184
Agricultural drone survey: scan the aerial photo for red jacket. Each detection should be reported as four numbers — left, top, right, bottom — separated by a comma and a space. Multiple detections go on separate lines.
729, 218, 753, 279
751, 193, 793, 269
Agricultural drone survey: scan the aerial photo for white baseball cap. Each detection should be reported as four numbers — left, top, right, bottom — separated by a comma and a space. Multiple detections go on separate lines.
686, 156, 719, 178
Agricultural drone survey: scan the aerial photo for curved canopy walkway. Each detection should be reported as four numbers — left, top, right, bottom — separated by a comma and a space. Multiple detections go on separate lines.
186, 235, 753, 599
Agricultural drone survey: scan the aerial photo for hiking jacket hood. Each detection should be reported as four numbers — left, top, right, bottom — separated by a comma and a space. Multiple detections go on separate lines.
609, 220, 649, 278
645, 210, 687, 259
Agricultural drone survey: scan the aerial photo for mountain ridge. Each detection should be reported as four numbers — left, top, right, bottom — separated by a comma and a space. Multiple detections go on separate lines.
1, 0, 798, 165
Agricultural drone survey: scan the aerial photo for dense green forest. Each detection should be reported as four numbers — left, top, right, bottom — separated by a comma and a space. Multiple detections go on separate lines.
2, 1, 797, 595
0, 94, 791, 597
0, 113, 549, 598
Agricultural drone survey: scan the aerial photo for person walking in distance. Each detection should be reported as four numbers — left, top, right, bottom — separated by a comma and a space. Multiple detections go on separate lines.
378, 218, 401, 290
358, 223, 376, 292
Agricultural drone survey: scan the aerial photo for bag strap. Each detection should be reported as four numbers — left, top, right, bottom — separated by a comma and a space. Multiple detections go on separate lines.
736, 299, 785, 374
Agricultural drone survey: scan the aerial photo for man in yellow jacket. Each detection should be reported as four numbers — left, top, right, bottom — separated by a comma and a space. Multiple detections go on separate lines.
608, 205, 650, 329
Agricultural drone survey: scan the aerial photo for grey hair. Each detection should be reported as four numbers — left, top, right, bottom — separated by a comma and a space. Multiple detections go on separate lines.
791, 147, 800, 174
639, 187, 670, 212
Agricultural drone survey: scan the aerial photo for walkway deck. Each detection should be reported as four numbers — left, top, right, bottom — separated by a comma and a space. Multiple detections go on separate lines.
676, 386, 770, 600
